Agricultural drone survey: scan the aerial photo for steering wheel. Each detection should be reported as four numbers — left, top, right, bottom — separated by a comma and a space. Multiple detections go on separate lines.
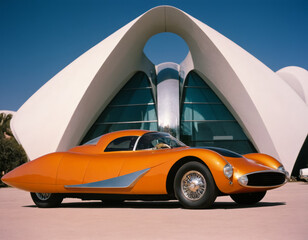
154, 143, 171, 149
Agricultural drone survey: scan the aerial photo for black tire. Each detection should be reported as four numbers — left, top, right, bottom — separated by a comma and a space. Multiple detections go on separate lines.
174, 161, 217, 209
230, 191, 266, 205
30, 192, 63, 208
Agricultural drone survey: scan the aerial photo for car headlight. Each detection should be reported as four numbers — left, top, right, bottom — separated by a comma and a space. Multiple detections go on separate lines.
278, 165, 289, 178
223, 164, 233, 179
238, 175, 248, 186
278, 166, 285, 172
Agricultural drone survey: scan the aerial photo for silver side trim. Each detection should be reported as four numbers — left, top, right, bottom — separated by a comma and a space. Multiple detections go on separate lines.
65, 168, 150, 189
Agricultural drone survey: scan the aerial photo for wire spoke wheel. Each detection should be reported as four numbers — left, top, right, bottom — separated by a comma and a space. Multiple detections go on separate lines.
30, 192, 63, 208
181, 171, 206, 201
35, 193, 51, 201
174, 161, 217, 209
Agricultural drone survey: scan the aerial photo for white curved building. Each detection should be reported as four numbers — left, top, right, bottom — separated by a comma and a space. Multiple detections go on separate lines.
11, 6, 308, 177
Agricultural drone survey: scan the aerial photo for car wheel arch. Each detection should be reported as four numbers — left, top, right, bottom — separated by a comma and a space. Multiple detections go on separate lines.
166, 156, 214, 196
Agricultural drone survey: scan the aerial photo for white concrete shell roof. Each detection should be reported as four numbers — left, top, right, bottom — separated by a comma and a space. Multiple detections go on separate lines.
276, 66, 308, 105
11, 6, 308, 174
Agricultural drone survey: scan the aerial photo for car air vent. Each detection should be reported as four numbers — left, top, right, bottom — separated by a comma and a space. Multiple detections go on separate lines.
247, 171, 286, 187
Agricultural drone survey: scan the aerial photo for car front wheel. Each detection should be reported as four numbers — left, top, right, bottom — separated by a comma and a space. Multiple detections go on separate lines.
230, 191, 266, 205
30, 192, 63, 208
174, 161, 217, 209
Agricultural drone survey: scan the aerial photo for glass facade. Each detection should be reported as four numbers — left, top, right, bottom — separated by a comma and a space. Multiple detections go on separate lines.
180, 72, 256, 154
81, 68, 256, 154
81, 72, 158, 144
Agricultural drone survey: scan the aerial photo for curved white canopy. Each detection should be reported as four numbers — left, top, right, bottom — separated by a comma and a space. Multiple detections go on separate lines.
11, 6, 308, 173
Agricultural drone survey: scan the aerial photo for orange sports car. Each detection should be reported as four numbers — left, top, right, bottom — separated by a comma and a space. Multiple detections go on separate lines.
2, 130, 288, 209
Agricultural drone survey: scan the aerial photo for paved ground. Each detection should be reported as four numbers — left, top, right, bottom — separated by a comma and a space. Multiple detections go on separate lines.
0, 182, 307, 240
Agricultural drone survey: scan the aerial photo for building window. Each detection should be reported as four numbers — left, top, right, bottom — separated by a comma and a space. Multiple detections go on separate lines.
180, 71, 256, 154
81, 72, 158, 144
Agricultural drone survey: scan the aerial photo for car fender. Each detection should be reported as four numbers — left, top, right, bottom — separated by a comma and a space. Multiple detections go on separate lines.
1, 152, 64, 192
244, 153, 282, 169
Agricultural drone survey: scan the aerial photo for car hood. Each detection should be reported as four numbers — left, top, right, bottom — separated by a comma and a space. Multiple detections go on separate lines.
197, 147, 276, 176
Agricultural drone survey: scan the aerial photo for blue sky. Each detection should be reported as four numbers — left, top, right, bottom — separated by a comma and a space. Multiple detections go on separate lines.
0, 0, 307, 111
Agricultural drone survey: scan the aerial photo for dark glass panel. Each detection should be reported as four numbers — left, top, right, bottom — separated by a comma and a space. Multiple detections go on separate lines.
183, 88, 221, 103
185, 72, 210, 87
97, 105, 157, 123
181, 121, 248, 142
180, 71, 257, 154
292, 135, 308, 178
181, 104, 234, 121
110, 89, 154, 105
80, 71, 157, 145
123, 72, 150, 89
82, 124, 109, 144
81, 121, 158, 144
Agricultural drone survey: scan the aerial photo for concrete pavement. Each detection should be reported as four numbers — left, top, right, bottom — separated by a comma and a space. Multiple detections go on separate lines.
0, 182, 307, 240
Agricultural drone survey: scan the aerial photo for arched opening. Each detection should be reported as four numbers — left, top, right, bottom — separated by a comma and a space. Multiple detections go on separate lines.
292, 135, 308, 178
143, 32, 189, 64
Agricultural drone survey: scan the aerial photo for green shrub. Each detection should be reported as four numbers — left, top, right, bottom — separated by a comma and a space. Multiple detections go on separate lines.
0, 137, 28, 187
0, 113, 28, 187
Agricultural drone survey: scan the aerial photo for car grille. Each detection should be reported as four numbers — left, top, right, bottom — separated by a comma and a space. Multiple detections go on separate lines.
247, 171, 286, 187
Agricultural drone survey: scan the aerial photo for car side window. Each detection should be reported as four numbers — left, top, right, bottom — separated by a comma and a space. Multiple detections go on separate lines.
104, 136, 138, 152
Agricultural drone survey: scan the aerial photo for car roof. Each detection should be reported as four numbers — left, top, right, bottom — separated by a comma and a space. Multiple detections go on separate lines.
96, 129, 153, 150
69, 130, 155, 154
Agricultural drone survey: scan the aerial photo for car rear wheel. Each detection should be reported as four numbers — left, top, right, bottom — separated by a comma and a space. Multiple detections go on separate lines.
174, 162, 217, 209
230, 191, 266, 205
30, 192, 63, 208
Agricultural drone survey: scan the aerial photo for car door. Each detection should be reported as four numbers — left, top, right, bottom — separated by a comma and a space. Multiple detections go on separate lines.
82, 136, 139, 185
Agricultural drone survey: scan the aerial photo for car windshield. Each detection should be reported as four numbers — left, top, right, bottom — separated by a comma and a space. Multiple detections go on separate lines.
136, 132, 186, 150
